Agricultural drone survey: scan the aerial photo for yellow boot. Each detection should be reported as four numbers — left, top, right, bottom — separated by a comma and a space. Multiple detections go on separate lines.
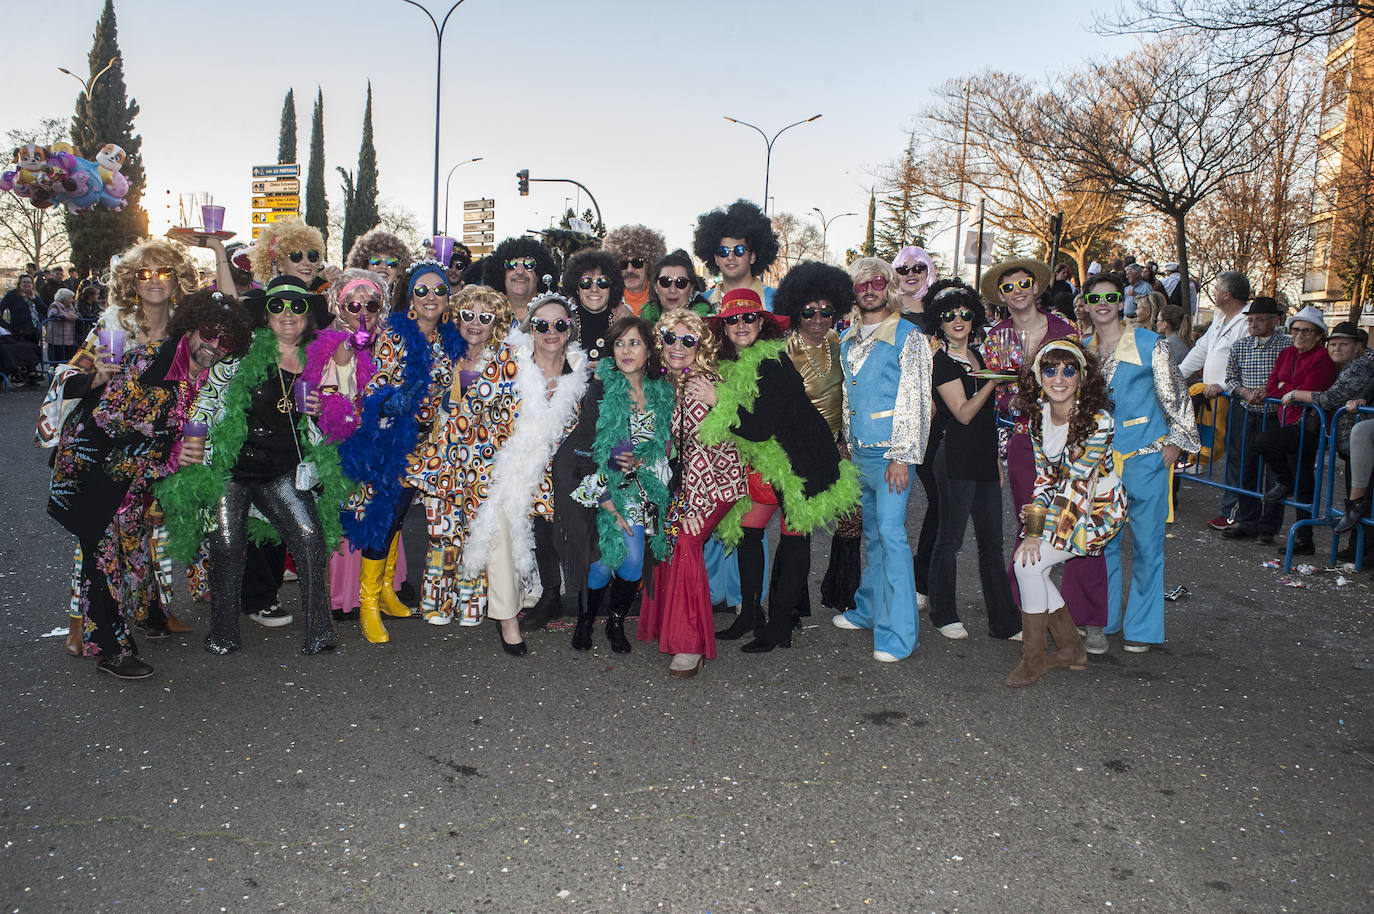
359, 557, 390, 644
378, 536, 414, 618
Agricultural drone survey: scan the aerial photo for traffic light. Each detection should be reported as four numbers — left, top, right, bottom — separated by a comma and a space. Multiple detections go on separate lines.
517, 169, 529, 196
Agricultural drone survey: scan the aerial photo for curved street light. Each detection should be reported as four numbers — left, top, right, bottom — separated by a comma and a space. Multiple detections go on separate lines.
398, 0, 469, 235
723, 114, 822, 215
442, 156, 483, 236
810, 207, 857, 262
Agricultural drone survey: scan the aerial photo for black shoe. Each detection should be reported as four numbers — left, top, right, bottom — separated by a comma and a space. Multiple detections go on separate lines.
1337, 541, 1358, 563
741, 621, 793, 653
519, 597, 558, 633
1281, 540, 1316, 556
1257, 533, 1277, 546
716, 607, 758, 640
1335, 495, 1371, 534
249, 604, 292, 627
572, 585, 607, 650
1261, 482, 1293, 506
605, 576, 637, 654
1221, 526, 1255, 540
332, 608, 356, 622
142, 624, 172, 641
497, 625, 527, 657
97, 654, 154, 680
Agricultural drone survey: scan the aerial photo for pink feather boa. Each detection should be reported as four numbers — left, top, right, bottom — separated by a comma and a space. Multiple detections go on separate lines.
303, 328, 377, 442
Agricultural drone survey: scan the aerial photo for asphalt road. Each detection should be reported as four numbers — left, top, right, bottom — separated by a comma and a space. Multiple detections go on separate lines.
1, 385, 1371, 914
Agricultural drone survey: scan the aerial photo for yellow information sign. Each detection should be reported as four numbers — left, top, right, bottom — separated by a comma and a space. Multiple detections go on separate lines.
253, 195, 301, 209
252, 210, 301, 224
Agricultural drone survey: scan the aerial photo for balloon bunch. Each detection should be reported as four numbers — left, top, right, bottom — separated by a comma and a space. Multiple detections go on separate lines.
0, 141, 128, 212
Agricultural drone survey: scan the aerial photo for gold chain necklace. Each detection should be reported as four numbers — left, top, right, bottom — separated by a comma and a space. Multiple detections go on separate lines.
275, 367, 294, 414
796, 333, 831, 381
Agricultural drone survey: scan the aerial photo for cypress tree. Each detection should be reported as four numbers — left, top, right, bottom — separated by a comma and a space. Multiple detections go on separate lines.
352, 82, 379, 240
277, 89, 296, 165
304, 88, 328, 246
65, 0, 148, 278
337, 166, 356, 262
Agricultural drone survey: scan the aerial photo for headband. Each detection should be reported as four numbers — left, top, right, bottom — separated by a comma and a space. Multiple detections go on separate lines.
406, 263, 447, 297
1030, 340, 1086, 378
338, 278, 385, 303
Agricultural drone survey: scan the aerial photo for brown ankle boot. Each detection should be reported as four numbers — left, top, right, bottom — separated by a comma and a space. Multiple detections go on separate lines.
1006, 611, 1048, 687
65, 616, 83, 657
1045, 608, 1088, 670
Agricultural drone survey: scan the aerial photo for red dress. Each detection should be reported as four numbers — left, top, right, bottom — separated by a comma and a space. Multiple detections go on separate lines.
637, 389, 745, 656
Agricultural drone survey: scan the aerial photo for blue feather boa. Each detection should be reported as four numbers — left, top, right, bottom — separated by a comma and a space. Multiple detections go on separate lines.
339, 309, 466, 551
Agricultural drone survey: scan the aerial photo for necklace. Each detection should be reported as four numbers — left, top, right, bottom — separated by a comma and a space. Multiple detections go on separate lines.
275, 366, 294, 414
796, 333, 831, 381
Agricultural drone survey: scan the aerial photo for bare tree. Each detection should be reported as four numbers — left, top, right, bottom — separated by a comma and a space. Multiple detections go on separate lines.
765, 212, 824, 284
0, 119, 72, 269
917, 72, 1126, 281
1012, 40, 1274, 315
872, 133, 938, 260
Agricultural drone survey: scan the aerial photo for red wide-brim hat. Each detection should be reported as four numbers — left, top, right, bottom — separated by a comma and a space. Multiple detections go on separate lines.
707, 287, 790, 333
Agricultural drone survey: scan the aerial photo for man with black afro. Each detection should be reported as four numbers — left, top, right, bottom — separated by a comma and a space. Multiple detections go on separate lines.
692, 199, 780, 312
482, 236, 557, 323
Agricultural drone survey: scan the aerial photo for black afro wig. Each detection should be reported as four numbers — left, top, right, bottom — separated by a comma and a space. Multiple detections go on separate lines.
773, 261, 856, 325
691, 199, 779, 278
482, 237, 556, 294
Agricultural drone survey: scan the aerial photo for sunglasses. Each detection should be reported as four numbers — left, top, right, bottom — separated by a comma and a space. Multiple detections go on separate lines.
801, 305, 836, 319
134, 267, 175, 282
368, 256, 399, 268
620, 258, 646, 270
343, 298, 384, 314
660, 330, 699, 348
1040, 363, 1079, 379
998, 277, 1035, 294
723, 312, 760, 325
941, 308, 976, 323
716, 244, 749, 258
531, 317, 572, 334
1084, 292, 1122, 305
578, 275, 612, 290
266, 298, 310, 315
459, 309, 496, 325
197, 326, 238, 354
287, 250, 321, 264
657, 275, 692, 290
894, 264, 927, 276
505, 257, 537, 272
412, 283, 450, 298
854, 276, 889, 294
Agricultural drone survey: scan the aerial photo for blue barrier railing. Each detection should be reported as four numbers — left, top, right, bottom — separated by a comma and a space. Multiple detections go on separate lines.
1323, 405, 1374, 571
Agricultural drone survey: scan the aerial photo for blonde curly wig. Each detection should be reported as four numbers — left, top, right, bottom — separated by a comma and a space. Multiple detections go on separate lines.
247, 219, 326, 283
453, 285, 514, 349
655, 307, 719, 388
108, 238, 197, 336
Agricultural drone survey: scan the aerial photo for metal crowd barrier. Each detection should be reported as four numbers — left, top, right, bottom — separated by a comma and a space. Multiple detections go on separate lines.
1176, 392, 1330, 572
1324, 405, 1374, 571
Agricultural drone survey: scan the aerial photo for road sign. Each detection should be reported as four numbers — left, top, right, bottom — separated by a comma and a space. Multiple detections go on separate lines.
253, 195, 301, 209
467, 244, 493, 255
252, 226, 265, 239
463, 209, 494, 222
252, 210, 301, 224
963, 229, 995, 264
463, 198, 495, 210
463, 233, 494, 244
252, 163, 300, 178
462, 221, 494, 232
252, 179, 300, 194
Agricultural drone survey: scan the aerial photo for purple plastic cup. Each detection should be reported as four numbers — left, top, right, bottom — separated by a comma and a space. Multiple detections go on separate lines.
96, 327, 126, 363
608, 439, 634, 474
293, 378, 315, 413
201, 204, 225, 233
182, 420, 209, 451
432, 235, 456, 267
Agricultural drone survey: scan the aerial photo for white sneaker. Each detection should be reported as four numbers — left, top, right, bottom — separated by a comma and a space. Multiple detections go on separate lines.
873, 650, 901, 662
1008, 631, 1023, 642
916, 592, 929, 610
1083, 626, 1108, 654
936, 621, 969, 640
831, 613, 862, 630
249, 604, 292, 628
425, 611, 452, 626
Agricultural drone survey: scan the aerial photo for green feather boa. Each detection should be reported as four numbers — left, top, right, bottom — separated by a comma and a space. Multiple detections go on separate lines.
591, 359, 676, 568
699, 338, 862, 548
155, 328, 349, 562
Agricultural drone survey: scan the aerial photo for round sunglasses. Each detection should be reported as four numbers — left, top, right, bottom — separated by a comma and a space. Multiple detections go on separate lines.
459, 309, 496, 325
894, 263, 927, 276
287, 250, 321, 264
723, 312, 760, 325
343, 298, 384, 314
660, 331, 699, 348
940, 307, 976, 323
135, 267, 176, 282
578, 275, 612, 290
1040, 363, 1079, 379
716, 244, 749, 259
196, 325, 238, 354
620, 258, 646, 270
801, 305, 835, 319
854, 276, 889, 294
531, 317, 572, 334
657, 276, 692, 290
412, 283, 450, 299
266, 298, 310, 315
368, 256, 400, 268
505, 257, 537, 272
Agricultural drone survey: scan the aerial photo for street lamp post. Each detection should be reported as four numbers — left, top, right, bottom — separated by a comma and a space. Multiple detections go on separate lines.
723, 114, 822, 215
398, 0, 468, 236
809, 207, 857, 263
442, 156, 483, 236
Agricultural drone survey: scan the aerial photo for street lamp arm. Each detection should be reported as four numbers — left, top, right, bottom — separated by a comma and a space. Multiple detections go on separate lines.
397, 0, 440, 35
723, 116, 769, 146
529, 177, 602, 227
772, 114, 822, 147
438, 0, 467, 39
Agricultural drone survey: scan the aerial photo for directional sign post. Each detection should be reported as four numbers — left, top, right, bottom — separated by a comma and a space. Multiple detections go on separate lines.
252, 179, 300, 195
252, 164, 300, 179
463, 198, 495, 210
252, 164, 301, 231
253, 211, 302, 224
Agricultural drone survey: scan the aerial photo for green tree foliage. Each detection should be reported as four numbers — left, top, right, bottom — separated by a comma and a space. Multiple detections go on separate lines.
304, 88, 328, 247
873, 134, 935, 260
64, 0, 148, 278
277, 89, 296, 165
339, 83, 380, 261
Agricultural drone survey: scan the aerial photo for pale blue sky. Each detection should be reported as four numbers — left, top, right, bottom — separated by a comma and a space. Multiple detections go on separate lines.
8, 0, 1140, 263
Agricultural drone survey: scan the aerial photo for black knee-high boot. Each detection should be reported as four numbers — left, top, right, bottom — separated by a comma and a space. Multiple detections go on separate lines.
717, 527, 765, 639
742, 535, 809, 653
572, 584, 607, 650
821, 534, 861, 613
605, 575, 637, 653
522, 521, 564, 631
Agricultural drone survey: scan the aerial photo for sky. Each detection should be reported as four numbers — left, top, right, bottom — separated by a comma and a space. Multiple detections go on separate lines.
6, 0, 1142, 268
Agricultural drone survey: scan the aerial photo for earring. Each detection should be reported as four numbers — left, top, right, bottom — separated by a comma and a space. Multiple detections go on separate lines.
408, 306, 418, 320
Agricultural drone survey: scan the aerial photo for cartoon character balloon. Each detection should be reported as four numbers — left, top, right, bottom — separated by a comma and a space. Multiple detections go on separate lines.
0, 141, 128, 212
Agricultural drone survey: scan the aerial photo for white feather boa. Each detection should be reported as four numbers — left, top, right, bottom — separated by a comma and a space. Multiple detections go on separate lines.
461, 334, 590, 586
